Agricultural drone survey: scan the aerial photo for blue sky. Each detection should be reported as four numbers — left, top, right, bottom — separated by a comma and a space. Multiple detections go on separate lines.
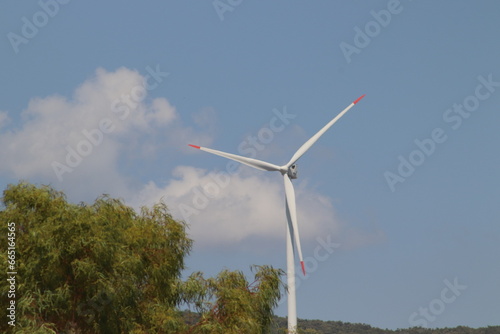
1, 0, 499, 329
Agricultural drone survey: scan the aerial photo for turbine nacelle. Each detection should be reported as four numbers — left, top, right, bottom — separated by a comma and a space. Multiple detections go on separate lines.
287, 164, 298, 179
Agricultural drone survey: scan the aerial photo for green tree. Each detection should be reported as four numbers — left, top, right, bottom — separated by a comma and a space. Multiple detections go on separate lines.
183, 266, 284, 334
0, 182, 284, 333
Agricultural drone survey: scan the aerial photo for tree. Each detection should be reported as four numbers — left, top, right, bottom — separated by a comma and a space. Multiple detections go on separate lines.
183, 266, 284, 334
0, 182, 284, 333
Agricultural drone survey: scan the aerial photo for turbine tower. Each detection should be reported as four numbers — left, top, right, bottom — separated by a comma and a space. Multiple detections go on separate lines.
189, 94, 365, 333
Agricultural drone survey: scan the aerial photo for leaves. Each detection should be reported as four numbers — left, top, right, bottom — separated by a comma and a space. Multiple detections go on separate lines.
182, 265, 285, 334
0, 182, 192, 332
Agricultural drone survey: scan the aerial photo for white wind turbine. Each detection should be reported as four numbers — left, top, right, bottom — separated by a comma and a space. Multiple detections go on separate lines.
189, 94, 365, 333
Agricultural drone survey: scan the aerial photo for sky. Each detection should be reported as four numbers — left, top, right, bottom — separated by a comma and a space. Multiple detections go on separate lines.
1, 0, 499, 330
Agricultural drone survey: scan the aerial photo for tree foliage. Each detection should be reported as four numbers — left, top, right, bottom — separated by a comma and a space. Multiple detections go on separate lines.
267, 317, 500, 334
0, 182, 284, 333
183, 266, 284, 334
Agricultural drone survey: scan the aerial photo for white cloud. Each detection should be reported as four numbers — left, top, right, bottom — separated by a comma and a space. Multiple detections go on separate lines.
149, 98, 177, 125
133, 165, 341, 248
0, 67, 214, 199
132, 163, 385, 250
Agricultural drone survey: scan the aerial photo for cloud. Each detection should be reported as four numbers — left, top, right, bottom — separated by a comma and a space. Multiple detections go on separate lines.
132, 163, 385, 250
0, 67, 214, 199
133, 165, 342, 248
149, 98, 177, 125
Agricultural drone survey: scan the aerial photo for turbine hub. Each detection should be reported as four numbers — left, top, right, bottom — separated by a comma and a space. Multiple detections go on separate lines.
287, 164, 298, 179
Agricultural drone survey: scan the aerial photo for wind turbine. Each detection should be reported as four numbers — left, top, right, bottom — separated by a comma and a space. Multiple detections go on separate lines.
188, 94, 365, 333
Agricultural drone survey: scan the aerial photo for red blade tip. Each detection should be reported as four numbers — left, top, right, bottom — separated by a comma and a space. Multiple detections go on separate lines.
188, 144, 200, 149
353, 94, 366, 105
300, 261, 306, 276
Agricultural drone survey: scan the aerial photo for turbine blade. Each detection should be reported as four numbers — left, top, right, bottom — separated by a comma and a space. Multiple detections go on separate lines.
188, 144, 281, 172
283, 174, 305, 275
286, 94, 365, 167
